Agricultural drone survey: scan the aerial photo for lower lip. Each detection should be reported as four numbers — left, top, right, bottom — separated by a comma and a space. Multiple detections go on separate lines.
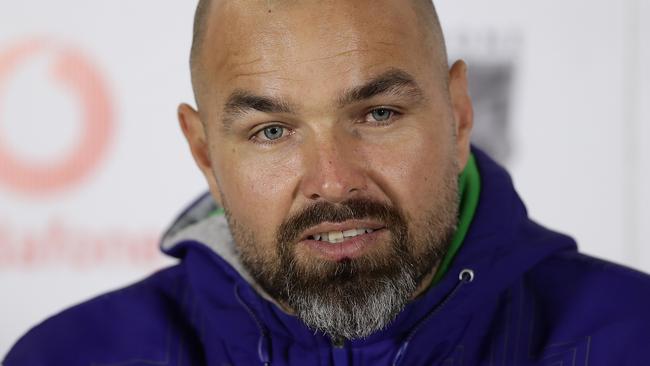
299, 229, 387, 261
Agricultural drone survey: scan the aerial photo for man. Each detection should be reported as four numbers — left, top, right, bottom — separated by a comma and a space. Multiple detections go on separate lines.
5, 0, 650, 365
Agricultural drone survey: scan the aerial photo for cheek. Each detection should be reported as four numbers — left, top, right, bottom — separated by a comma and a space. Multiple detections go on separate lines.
362, 127, 453, 220
215, 148, 301, 243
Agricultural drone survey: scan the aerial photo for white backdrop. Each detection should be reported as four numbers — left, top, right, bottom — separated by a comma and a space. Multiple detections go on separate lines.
1, 0, 649, 355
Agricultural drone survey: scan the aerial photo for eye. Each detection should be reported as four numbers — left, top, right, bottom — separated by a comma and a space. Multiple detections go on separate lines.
365, 108, 396, 124
263, 126, 284, 140
252, 125, 290, 143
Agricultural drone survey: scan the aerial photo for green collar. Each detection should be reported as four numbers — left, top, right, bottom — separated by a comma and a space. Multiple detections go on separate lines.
431, 153, 481, 284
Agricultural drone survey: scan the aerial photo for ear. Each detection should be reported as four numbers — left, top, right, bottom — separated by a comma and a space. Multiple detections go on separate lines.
448, 60, 474, 171
177, 103, 224, 206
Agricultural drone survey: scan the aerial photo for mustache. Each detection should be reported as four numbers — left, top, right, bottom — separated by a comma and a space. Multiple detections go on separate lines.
277, 198, 405, 245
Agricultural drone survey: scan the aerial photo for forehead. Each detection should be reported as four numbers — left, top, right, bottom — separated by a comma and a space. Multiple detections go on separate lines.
200, 0, 435, 108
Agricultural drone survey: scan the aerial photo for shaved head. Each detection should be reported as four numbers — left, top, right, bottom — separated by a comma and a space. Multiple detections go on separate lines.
189, 0, 448, 104
189, 0, 212, 79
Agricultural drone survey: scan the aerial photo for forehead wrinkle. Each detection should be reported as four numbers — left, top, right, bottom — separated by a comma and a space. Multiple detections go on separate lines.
290, 47, 372, 65
235, 56, 264, 68
230, 48, 373, 80
232, 68, 284, 80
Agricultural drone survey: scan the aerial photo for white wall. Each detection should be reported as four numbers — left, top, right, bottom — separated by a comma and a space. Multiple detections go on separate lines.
636, 0, 650, 271
0, 0, 202, 354
1, 0, 648, 355
438, 0, 650, 269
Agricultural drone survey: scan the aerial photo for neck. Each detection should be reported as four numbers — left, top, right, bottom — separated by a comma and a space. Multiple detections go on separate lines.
411, 260, 441, 299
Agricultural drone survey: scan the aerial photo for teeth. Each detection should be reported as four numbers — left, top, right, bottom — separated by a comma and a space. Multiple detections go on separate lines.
343, 229, 359, 238
310, 228, 374, 244
329, 231, 344, 242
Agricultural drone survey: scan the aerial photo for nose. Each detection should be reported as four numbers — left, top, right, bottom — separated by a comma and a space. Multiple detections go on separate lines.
299, 133, 367, 203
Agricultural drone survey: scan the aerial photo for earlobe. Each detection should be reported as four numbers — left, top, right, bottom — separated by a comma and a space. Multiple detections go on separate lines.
448, 60, 474, 171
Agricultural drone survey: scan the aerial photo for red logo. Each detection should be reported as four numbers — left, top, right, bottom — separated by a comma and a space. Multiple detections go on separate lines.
0, 38, 113, 196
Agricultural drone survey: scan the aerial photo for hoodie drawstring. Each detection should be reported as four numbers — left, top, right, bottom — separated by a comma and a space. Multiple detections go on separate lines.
234, 284, 272, 366
392, 268, 475, 366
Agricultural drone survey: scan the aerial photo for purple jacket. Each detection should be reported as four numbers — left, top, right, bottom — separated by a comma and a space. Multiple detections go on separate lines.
6, 149, 650, 365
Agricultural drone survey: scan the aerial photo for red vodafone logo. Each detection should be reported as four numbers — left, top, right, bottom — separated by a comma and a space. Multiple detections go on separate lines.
0, 38, 113, 196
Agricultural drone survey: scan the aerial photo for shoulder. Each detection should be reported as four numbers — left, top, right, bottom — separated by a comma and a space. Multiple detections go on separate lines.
522, 250, 650, 363
3, 265, 195, 366
530, 250, 650, 308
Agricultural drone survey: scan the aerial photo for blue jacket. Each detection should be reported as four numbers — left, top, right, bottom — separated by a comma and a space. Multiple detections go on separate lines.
6, 149, 650, 365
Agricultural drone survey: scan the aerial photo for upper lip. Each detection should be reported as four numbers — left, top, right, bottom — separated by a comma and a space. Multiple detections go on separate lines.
298, 220, 386, 241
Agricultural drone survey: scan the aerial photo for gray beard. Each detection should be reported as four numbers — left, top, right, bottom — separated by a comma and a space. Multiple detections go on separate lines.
275, 217, 452, 340
286, 261, 419, 340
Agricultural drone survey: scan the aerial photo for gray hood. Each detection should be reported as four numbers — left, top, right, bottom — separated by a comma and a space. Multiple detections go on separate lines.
160, 193, 278, 304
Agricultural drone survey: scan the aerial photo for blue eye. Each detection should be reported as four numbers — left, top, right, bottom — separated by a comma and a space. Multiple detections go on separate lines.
262, 126, 284, 140
369, 108, 394, 122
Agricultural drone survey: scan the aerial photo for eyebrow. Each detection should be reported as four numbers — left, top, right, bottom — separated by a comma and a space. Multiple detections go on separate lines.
222, 90, 296, 130
337, 68, 425, 108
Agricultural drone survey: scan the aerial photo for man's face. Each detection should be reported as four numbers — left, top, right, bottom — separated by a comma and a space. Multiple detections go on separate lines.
180, 0, 473, 339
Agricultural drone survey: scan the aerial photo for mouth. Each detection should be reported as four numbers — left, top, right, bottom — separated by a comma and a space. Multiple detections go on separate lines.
297, 220, 387, 261
306, 228, 377, 244
299, 220, 386, 242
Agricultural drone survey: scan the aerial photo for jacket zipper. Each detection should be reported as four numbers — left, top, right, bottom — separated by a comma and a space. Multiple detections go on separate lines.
331, 337, 349, 366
